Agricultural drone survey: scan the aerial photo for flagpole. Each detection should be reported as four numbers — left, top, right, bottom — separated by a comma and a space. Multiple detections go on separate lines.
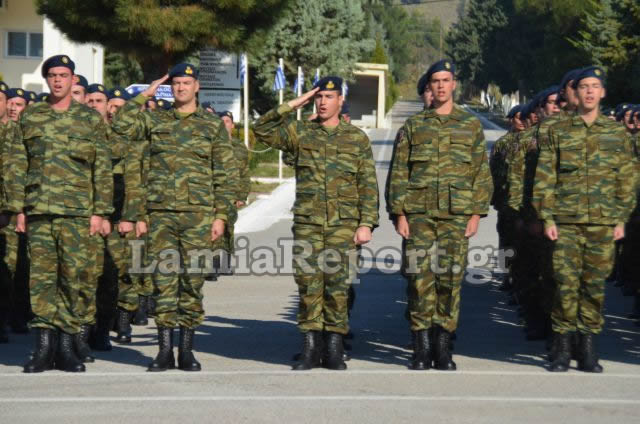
296, 66, 302, 121
313, 68, 319, 115
278, 58, 284, 183
243, 54, 249, 148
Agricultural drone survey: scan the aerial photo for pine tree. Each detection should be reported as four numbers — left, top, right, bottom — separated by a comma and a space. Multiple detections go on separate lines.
36, 0, 293, 80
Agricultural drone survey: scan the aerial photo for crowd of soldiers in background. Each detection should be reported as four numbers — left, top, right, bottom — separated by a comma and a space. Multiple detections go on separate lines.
487, 69, 640, 353
0, 73, 250, 350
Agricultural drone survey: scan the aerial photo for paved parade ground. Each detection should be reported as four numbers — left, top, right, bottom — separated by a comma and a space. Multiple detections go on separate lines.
1, 101, 639, 423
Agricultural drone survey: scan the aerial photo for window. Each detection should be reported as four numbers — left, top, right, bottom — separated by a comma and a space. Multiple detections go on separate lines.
5, 31, 43, 58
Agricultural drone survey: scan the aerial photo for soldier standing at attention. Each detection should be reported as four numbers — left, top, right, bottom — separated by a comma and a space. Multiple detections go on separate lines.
253, 76, 379, 371
9, 55, 113, 373
215, 111, 249, 275
534, 66, 635, 373
112, 64, 237, 372
386, 60, 492, 371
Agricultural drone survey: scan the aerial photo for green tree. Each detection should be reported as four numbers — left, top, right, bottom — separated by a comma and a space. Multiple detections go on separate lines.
104, 51, 143, 88
36, 0, 293, 80
250, 0, 375, 111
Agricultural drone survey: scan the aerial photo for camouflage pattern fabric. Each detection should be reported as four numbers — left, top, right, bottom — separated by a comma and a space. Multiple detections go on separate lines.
292, 222, 359, 335
489, 131, 518, 210
386, 105, 492, 219
253, 103, 379, 334
551, 224, 614, 334
535, 113, 636, 335
405, 215, 468, 332
28, 216, 101, 334
148, 211, 212, 329
253, 104, 379, 229
108, 230, 138, 312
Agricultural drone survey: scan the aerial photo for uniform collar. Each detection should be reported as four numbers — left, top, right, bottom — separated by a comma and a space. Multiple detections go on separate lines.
423, 103, 465, 121
571, 112, 608, 127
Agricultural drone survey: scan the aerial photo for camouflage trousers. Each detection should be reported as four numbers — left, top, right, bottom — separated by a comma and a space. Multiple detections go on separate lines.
293, 221, 359, 335
0, 216, 31, 326
28, 216, 100, 334
405, 215, 469, 333
212, 207, 238, 254
148, 211, 213, 329
551, 224, 615, 335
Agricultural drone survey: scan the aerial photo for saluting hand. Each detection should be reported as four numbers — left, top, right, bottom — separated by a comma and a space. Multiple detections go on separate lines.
287, 88, 319, 110
142, 74, 169, 98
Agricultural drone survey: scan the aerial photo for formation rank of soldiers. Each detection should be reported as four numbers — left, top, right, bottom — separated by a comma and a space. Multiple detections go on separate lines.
0, 55, 637, 375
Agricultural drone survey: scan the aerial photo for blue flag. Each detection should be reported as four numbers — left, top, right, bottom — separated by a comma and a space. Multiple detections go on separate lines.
313, 69, 320, 87
272, 65, 286, 92
293, 69, 304, 94
239, 54, 247, 82
342, 80, 349, 98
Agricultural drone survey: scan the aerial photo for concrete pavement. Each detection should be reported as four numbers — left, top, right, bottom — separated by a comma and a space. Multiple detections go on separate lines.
1, 101, 639, 423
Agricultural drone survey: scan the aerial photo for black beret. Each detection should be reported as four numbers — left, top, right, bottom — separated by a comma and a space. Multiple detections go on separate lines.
156, 99, 173, 110
86, 83, 107, 95
313, 76, 342, 92
169, 63, 198, 79
559, 68, 583, 90
521, 101, 536, 118
201, 101, 213, 111
506, 105, 522, 119
424, 59, 456, 82
41, 55, 75, 78
539, 85, 560, 107
26, 91, 37, 102
571, 66, 605, 89
108, 87, 131, 101
0, 81, 7, 94
417, 72, 430, 96
74, 75, 89, 89
36, 93, 49, 103
5, 88, 30, 101
217, 110, 234, 120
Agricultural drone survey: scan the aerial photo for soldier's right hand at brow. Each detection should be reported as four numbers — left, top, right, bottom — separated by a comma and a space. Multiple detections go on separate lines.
142, 74, 169, 98
287, 87, 319, 110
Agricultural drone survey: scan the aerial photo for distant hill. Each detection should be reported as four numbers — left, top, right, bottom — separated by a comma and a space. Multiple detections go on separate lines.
393, 0, 464, 29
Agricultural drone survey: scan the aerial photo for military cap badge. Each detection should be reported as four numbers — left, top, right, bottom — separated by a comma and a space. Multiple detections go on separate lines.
17, 89, 23, 95
30, 92, 36, 100
326, 81, 335, 89
0, 83, 6, 91
99, 85, 104, 91
594, 69, 602, 76
445, 62, 451, 70
114, 90, 121, 96
185, 67, 193, 75
62, 56, 69, 64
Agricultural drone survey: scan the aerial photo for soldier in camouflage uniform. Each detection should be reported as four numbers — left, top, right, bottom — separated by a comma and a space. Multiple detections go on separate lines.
112, 63, 237, 372
71, 75, 88, 104
386, 60, 492, 371
534, 66, 635, 373
489, 105, 523, 292
0, 80, 16, 344
215, 111, 250, 275
9, 55, 113, 373
254, 76, 379, 371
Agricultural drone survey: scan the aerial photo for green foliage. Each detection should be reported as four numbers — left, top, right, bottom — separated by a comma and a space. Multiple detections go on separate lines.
104, 51, 143, 88
250, 0, 375, 112
369, 34, 388, 64
36, 0, 293, 80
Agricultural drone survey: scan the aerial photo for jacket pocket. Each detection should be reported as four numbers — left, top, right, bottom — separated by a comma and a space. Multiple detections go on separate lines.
449, 181, 473, 214
188, 176, 212, 206
553, 175, 580, 215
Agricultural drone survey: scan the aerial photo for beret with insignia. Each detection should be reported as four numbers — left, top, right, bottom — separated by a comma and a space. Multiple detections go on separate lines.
41, 54, 75, 78
571, 66, 605, 89
87, 84, 108, 95
424, 59, 456, 82
201, 101, 215, 112
0, 81, 7, 94
108, 87, 131, 101
313, 76, 343, 92
559, 68, 583, 90
27, 91, 37, 101
169, 63, 199, 80
156, 99, 173, 110
6, 88, 30, 101
36, 93, 49, 103
74, 74, 89, 89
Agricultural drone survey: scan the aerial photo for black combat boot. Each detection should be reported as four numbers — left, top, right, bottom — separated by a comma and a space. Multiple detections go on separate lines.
577, 333, 603, 373
115, 308, 132, 343
74, 324, 95, 363
55, 331, 86, 372
132, 296, 149, 326
148, 327, 175, 372
292, 331, 322, 371
90, 315, 113, 351
549, 332, 570, 372
178, 327, 201, 371
433, 327, 457, 371
23, 328, 56, 373
410, 329, 431, 370
323, 332, 347, 370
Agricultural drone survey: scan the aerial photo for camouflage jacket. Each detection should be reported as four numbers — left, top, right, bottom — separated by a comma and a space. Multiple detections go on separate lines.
0, 120, 18, 212
506, 125, 539, 212
490, 130, 519, 209
8, 101, 113, 217
121, 140, 149, 223
386, 104, 492, 218
112, 95, 238, 221
533, 113, 636, 228
231, 136, 250, 202
253, 104, 379, 228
